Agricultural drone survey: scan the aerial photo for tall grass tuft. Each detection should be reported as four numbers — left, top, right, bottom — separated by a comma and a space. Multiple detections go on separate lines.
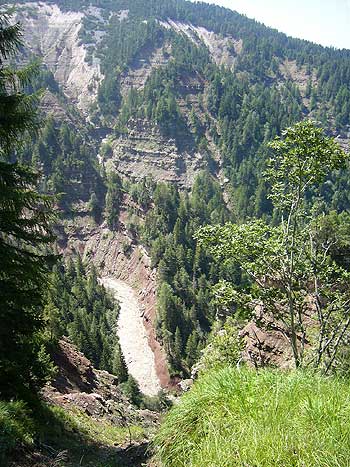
153, 367, 350, 467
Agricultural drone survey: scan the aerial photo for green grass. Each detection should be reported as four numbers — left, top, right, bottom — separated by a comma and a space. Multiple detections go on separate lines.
0, 401, 34, 463
41, 405, 144, 448
153, 367, 350, 467
0, 400, 145, 467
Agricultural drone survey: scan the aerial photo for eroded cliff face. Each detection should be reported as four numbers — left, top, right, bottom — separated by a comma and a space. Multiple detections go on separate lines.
107, 119, 208, 188
14, 2, 224, 184
159, 20, 242, 68
120, 43, 172, 97
15, 2, 103, 114
60, 205, 171, 391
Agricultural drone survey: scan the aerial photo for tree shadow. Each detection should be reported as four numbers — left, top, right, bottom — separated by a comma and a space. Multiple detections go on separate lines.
9, 399, 149, 467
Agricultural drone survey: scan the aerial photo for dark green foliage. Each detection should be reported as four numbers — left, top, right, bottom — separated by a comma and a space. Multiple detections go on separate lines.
27, 66, 60, 95
97, 75, 121, 116
18, 119, 105, 210
0, 401, 34, 465
0, 163, 56, 396
46, 258, 128, 380
128, 171, 239, 375
141, 391, 172, 412
119, 375, 171, 411
314, 210, 350, 270
0, 12, 56, 398
104, 171, 123, 229
119, 375, 142, 407
89, 191, 100, 222
97, 18, 165, 117
0, 13, 41, 158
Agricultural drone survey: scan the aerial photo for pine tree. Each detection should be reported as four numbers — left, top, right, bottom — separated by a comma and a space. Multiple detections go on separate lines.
112, 343, 128, 382
105, 171, 123, 230
185, 331, 199, 368
89, 191, 100, 222
44, 301, 62, 341
173, 326, 183, 363
121, 375, 142, 406
0, 12, 56, 397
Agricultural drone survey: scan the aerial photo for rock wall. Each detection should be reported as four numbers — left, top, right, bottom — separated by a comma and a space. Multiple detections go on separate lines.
15, 2, 103, 114
108, 119, 208, 188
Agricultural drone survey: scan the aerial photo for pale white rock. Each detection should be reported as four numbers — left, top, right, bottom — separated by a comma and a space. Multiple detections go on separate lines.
100, 277, 161, 396
159, 19, 242, 68
118, 9, 129, 22
15, 3, 103, 114
86, 5, 106, 21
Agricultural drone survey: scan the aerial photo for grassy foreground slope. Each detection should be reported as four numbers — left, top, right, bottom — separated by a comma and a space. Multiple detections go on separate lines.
0, 400, 145, 467
153, 368, 350, 467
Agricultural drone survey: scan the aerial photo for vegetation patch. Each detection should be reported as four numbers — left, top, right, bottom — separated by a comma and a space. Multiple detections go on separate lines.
0, 400, 145, 467
153, 368, 350, 467
0, 402, 34, 464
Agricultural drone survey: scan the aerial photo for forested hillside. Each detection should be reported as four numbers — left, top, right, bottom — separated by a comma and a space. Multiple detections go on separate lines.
2, 1, 350, 464
4, 0, 350, 376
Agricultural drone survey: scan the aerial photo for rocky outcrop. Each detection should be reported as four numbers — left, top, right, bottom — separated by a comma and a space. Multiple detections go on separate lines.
15, 3, 103, 114
109, 119, 208, 188
120, 43, 171, 96
42, 338, 156, 425
29, 338, 158, 467
192, 25, 242, 68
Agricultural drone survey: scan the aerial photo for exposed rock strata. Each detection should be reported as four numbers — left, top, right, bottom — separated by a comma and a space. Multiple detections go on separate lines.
120, 44, 171, 97
15, 3, 103, 114
109, 119, 208, 188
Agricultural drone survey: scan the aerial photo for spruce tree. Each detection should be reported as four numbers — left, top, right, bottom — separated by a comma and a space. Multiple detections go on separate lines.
0, 12, 55, 397
105, 171, 123, 230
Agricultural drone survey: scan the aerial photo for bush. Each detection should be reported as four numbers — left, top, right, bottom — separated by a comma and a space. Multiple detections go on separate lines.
141, 391, 172, 412
120, 375, 142, 406
0, 401, 34, 465
153, 368, 350, 467
195, 318, 244, 373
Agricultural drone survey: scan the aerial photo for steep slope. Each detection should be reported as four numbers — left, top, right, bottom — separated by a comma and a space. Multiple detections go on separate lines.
7, 0, 350, 380
15, 3, 103, 114
6, 338, 156, 467
61, 203, 171, 390
12, 0, 350, 191
159, 19, 242, 68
